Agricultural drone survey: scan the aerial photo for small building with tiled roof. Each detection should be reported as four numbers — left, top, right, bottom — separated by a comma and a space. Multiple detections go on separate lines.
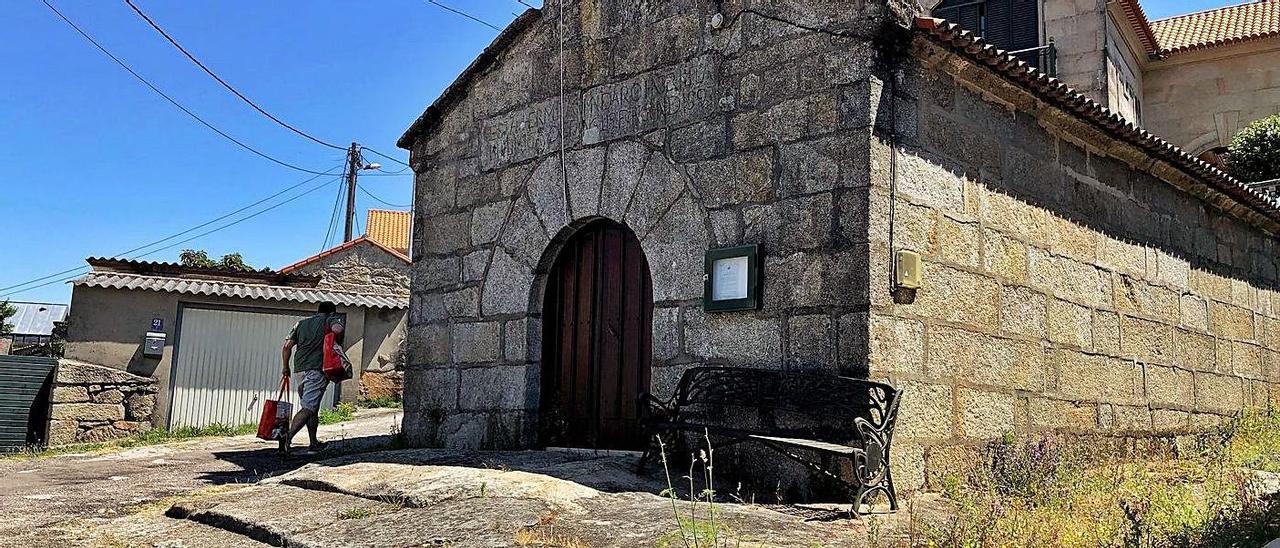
60, 248, 408, 438
1144, 0, 1280, 164
1151, 0, 1280, 54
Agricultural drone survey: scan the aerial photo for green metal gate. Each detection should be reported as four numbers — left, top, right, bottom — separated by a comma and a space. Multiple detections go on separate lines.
0, 355, 58, 451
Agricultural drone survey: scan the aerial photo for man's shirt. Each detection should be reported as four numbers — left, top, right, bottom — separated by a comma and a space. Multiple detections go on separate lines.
287, 314, 343, 372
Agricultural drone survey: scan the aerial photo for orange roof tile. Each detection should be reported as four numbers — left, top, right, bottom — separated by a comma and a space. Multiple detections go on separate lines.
1151, 0, 1280, 54
1116, 0, 1162, 56
278, 236, 409, 275
365, 209, 411, 253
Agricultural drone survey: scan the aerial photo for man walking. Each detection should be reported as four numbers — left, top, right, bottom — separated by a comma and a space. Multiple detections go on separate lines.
279, 302, 344, 455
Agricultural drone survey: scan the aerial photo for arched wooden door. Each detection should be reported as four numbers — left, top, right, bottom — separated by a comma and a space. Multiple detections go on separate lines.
540, 220, 653, 450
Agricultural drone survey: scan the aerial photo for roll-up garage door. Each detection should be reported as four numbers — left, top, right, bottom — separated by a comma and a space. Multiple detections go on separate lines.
168, 306, 336, 430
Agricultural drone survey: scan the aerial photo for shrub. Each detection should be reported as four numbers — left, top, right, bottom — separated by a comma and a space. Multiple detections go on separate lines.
1225, 114, 1280, 182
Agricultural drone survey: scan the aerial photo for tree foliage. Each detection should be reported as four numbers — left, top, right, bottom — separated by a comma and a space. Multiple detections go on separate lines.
179, 249, 256, 271
1225, 114, 1280, 183
0, 300, 15, 335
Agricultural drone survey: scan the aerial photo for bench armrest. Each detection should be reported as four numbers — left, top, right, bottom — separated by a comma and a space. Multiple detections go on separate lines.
642, 392, 677, 421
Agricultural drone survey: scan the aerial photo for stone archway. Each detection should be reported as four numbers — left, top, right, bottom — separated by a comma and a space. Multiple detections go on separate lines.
471, 139, 712, 448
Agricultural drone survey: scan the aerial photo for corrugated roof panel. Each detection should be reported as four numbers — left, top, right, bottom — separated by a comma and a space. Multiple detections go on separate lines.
5, 302, 69, 336
73, 273, 407, 309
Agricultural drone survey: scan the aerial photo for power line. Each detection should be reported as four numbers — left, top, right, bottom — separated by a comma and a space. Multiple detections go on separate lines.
322, 167, 347, 251
357, 183, 411, 208
360, 146, 412, 168
40, 0, 336, 176
123, 0, 345, 151
133, 176, 341, 261
0, 165, 342, 295
424, 0, 502, 31
1, 174, 343, 298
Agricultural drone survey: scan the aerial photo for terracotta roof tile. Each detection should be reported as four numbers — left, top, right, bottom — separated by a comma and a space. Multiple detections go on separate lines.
1151, 0, 1280, 54
1116, 0, 1163, 56
913, 17, 1280, 229
278, 236, 409, 275
366, 209, 411, 253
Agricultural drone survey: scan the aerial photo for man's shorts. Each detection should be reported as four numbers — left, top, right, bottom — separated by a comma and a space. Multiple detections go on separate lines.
296, 370, 329, 413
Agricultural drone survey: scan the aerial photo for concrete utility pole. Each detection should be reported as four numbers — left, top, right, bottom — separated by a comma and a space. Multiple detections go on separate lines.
344, 142, 360, 243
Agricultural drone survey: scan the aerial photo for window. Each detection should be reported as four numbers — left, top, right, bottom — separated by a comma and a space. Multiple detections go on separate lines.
934, 0, 1042, 68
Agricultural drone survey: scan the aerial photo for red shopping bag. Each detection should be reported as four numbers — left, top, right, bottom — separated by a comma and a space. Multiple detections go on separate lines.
256, 377, 293, 441
322, 321, 353, 382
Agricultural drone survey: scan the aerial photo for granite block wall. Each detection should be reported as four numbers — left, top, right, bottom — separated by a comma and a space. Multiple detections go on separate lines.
48, 359, 157, 445
401, 0, 912, 450
868, 37, 1280, 490
400, 0, 1279, 496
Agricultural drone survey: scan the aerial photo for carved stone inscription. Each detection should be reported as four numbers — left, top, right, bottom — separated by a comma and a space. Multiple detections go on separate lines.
582, 55, 721, 144
481, 98, 574, 170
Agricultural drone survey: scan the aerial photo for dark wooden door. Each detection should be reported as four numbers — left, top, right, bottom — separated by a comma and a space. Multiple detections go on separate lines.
540, 220, 653, 450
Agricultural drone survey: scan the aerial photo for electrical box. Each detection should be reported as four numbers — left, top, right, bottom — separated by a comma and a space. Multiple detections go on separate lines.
143, 331, 166, 358
896, 250, 922, 289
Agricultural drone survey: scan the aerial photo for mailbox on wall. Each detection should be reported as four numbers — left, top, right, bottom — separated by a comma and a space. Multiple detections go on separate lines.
143, 331, 165, 358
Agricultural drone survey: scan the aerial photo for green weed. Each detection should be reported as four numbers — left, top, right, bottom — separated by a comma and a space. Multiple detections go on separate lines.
2, 422, 256, 461
336, 506, 376, 520
357, 397, 403, 409
318, 402, 358, 425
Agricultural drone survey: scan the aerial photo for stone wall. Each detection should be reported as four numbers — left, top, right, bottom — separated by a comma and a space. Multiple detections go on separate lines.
48, 359, 157, 445
1143, 38, 1280, 156
867, 37, 1280, 491
1043, 0, 1106, 104
401, 0, 1280, 495
403, 0, 911, 449
293, 241, 411, 297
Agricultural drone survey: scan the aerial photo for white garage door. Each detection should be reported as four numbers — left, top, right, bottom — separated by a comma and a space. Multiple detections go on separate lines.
169, 306, 336, 430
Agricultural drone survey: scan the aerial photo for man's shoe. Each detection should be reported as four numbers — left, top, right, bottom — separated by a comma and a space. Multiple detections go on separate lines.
304, 440, 329, 454
277, 431, 291, 456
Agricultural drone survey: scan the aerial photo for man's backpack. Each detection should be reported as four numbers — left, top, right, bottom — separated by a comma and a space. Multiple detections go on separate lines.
322, 317, 354, 382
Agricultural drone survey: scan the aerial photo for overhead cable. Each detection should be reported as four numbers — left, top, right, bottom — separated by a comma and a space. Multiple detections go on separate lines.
123, 0, 346, 151
424, 0, 502, 31
1, 174, 343, 298
40, 0, 336, 175
360, 146, 412, 169
357, 183, 411, 208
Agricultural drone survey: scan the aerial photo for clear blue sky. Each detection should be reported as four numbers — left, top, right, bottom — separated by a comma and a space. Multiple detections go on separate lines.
0, 0, 1239, 304
1, 0, 531, 304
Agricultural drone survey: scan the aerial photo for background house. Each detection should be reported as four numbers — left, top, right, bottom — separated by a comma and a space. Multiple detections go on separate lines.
3, 301, 68, 347
928, 0, 1280, 167
55, 209, 411, 442
62, 257, 407, 434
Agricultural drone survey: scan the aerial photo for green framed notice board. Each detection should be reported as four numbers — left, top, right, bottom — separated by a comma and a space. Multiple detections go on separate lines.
703, 244, 761, 312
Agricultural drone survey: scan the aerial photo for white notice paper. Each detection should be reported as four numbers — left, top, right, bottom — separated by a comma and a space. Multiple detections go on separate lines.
711, 256, 749, 301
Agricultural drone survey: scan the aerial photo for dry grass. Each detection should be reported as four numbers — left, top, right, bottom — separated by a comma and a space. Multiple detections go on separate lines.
891, 410, 1280, 547
513, 527, 593, 548
514, 511, 592, 548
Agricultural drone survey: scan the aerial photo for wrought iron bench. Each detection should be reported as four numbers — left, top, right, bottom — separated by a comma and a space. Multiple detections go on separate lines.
640, 366, 902, 515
